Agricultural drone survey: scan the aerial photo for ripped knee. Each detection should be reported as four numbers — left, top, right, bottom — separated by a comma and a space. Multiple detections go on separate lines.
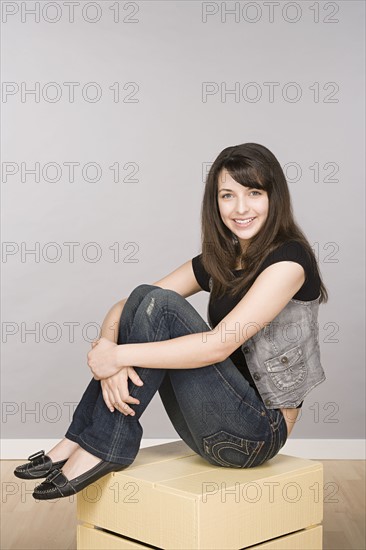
146, 296, 155, 316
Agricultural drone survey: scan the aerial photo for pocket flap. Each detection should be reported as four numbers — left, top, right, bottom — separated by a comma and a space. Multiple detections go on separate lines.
264, 345, 303, 373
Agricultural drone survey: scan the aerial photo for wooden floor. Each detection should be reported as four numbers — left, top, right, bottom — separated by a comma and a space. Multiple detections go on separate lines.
1, 459, 365, 550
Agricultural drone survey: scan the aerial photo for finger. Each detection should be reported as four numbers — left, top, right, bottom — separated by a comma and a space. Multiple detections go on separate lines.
124, 394, 141, 405
101, 386, 114, 413
110, 376, 140, 406
115, 389, 140, 406
114, 401, 135, 416
128, 367, 144, 386
113, 388, 136, 416
104, 389, 115, 413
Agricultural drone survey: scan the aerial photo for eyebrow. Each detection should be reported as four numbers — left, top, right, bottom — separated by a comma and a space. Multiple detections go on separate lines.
218, 186, 261, 192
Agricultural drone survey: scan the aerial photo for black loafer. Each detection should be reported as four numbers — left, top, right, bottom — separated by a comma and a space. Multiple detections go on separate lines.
14, 450, 68, 480
32, 459, 129, 500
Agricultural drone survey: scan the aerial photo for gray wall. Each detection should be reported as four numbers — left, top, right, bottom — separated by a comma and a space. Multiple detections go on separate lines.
2, 1, 364, 440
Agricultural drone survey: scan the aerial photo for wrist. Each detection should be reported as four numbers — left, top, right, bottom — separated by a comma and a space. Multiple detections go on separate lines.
115, 344, 126, 370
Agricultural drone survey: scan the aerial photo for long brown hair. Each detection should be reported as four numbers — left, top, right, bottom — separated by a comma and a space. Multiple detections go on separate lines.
200, 143, 329, 304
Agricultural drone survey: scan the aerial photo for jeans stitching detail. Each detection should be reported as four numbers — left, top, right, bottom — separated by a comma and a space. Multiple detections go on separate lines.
212, 365, 249, 402
246, 440, 266, 468
77, 433, 133, 462
213, 366, 265, 418
107, 408, 127, 459
67, 427, 134, 462
258, 428, 276, 465
107, 302, 168, 460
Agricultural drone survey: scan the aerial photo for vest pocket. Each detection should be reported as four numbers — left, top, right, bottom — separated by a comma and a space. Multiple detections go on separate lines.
202, 430, 265, 468
264, 344, 307, 391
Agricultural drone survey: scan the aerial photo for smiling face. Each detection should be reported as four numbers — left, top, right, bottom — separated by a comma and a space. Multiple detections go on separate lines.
217, 168, 269, 253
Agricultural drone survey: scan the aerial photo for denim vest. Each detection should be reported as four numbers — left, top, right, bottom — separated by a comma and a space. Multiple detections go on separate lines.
239, 296, 326, 409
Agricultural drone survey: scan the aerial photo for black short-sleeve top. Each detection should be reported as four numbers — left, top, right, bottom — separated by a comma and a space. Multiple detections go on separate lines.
191, 241, 322, 409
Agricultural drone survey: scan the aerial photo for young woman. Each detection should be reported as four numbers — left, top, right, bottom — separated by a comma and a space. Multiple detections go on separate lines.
14, 142, 328, 500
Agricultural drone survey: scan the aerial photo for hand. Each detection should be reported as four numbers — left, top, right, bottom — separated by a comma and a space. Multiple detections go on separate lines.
101, 366, 144, 415
87, 336, 121, 380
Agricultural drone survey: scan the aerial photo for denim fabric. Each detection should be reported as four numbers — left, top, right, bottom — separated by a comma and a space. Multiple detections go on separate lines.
65, 284, 287, 468
241, 296, 326, 408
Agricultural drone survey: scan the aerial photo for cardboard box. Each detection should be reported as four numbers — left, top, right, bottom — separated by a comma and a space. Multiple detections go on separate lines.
77, 440, 323, 550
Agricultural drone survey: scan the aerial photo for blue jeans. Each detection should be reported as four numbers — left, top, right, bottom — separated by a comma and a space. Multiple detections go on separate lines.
65, 284, 287, 468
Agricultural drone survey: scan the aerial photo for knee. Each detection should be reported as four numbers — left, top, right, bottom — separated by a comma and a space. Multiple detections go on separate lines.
135, 285, 182, 302
138, 286, 185, 318
130, 284, 160, 300
146, 287, 185, 307
124, 284, 161, 314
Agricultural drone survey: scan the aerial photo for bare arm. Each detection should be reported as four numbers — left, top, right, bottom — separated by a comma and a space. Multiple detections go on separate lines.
114, 261, 306, 371
116, 332, 222, 370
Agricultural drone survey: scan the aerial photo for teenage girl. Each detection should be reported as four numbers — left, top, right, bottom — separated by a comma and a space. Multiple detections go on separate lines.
14, 142, 328, 500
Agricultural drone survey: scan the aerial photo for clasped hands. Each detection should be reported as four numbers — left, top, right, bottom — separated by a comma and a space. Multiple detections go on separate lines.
87, 337, 144, 416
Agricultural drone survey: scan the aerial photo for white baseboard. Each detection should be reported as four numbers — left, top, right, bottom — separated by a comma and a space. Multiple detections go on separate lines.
0, 439, 182, 460
1, 438, 365, 460
280, 438, 365, 459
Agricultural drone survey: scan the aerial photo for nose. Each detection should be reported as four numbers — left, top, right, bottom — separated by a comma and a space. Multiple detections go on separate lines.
234, 196, 250, 215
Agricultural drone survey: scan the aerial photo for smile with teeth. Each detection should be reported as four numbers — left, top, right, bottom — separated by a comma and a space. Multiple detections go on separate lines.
233, 217, 255, 225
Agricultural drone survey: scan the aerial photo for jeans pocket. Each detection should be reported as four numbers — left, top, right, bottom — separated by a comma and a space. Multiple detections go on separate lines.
202, 430, 265, 468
